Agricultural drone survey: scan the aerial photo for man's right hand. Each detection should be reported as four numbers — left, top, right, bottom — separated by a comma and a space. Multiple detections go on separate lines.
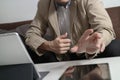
43, 33, 71, 54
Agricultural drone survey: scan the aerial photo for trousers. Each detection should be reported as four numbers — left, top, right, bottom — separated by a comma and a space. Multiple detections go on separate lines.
31, 39, 120, 63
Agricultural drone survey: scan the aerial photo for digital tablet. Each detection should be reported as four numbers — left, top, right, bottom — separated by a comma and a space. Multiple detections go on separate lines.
59, 63, 111, 80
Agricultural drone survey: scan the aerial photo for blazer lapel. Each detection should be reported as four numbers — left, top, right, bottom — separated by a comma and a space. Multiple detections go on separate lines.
48, 0, 60, 36
48, 0, 77, 36
69, 0, 77, 28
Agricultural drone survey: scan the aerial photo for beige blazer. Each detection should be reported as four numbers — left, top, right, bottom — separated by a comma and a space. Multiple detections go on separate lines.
25, 0, 115, 56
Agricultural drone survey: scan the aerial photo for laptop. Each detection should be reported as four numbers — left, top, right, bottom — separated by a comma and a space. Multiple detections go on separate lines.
0, 32, 42, 80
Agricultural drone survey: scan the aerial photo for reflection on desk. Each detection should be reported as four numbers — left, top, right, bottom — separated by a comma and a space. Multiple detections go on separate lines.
36, 57, 120, 80
59, 63, 111, 80
39, 71, 49, 80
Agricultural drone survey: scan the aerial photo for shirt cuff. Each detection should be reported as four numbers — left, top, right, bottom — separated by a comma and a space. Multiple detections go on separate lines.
85, 52, 98, 59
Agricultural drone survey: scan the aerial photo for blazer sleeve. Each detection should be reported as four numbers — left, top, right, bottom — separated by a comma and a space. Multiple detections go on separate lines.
25, 1, 48, 56
85, 0, 116, 46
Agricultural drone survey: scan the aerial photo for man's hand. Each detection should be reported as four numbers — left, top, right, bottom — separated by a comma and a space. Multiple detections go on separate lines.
70, 29, 105, 54
48, 33, 71, 54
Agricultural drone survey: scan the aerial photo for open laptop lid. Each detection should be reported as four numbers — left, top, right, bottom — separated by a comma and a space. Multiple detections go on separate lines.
0, 32, 41, 80
0, 32, 32, 65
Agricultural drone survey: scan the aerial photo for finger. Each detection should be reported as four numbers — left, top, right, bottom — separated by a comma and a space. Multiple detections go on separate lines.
65, 67, 75, 74
60, 39, 71, 43
86, 47, 98, 54
89, 32, 101, 42
60, 47, 70, 51
60, 43, 71, 47
86, 39, 101, 54
100, 42, 105, 52
81, 29, 94, 40
70, 45, 78, 53
94, 38, 102, 49
89, 33, 102, 50
60, 51, 68, 54
60, 32, 68, 39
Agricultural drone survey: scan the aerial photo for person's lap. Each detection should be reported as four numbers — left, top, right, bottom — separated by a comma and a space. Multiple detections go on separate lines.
38, 39, 120, 63
96, 39, 120, 58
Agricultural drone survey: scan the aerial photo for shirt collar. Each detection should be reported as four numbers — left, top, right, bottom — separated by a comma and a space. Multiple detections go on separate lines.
54, 0, 71, 9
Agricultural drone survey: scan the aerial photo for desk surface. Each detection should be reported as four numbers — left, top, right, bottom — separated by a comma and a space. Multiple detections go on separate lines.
35, 57, 120, 80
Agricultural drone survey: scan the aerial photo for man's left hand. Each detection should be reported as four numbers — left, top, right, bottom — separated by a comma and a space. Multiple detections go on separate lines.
70, 29, 105, 54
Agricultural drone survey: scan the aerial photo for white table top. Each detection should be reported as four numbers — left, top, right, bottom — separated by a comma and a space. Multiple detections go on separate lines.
35, 57, 120, 80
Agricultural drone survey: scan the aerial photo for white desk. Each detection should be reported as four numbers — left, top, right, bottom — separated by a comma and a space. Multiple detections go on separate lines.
35, 57, 120, 80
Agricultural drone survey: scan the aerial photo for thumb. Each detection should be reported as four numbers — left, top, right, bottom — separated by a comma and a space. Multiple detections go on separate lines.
60, 32, 68, 39
100, 42, 105, 52
70, 45, 78, 53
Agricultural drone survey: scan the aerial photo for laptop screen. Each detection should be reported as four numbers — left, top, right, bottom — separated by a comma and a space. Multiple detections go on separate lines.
0, 32, 33, 66
0, 32, 41, 80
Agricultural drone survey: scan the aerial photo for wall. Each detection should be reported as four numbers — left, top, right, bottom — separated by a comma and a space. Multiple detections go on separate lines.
102, 0, 120, 8
0, 0, 38, 23
0, 0, 120, 23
